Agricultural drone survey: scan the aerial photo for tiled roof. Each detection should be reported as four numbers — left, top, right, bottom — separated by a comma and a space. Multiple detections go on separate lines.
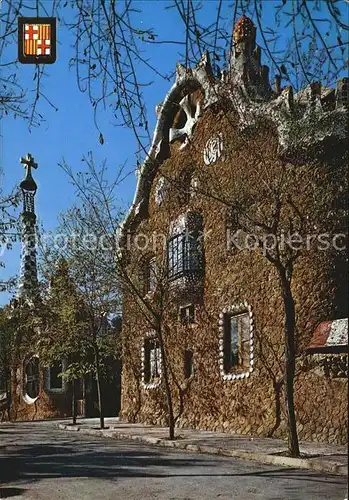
307, 319, 348, 351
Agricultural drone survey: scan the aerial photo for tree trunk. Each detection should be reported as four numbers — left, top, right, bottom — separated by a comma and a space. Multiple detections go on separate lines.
94, 347, 105, 430
158, 327, 175, 440
72, 379, 77, 425
267, 379, 282, 437
278, 268, 300, 458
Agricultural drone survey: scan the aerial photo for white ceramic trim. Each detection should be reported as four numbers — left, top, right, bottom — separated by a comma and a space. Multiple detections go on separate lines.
141, 333, 162, 390
218, 302, 254, 381
154, 176, 168, 205
203, 132, 224, 165
22, 354, 40, 404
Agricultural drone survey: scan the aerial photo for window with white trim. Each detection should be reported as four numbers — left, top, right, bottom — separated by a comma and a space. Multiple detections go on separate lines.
143, 338, 161, 387
24, 356, 40, 400
218, 303, 254, 381
141, 256, 157, 295
223, 312, 250, 372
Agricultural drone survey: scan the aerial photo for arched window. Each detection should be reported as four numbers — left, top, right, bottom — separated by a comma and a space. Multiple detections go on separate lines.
23, 356, 40, 402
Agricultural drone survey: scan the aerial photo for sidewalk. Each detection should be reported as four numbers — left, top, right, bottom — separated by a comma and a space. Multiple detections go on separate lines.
56, 417, 348, 476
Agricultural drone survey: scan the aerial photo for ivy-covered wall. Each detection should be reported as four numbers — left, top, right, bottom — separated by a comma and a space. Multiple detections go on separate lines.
10, 365, 73, 421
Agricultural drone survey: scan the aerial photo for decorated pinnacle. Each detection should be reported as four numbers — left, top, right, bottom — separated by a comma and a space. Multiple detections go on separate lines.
233, 15, 256, 45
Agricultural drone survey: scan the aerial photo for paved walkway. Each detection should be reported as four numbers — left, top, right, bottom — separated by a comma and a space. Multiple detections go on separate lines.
56, 418, 348, 477
2, 421, 347, 500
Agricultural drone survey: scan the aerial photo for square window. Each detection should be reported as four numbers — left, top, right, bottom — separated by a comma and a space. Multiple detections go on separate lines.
180, 304, 195, 325
223, 312, 250, 373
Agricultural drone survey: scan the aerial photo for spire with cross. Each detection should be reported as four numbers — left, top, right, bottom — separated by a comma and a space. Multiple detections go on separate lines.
20, 153, 38, 193
17, 153, 39, 301
19, 153, 38, 214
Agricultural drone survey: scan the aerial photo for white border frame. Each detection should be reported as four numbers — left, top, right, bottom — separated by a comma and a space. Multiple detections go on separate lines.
141, 333, 162, 389
22, 354, 40, 404
218, 301, 254, 381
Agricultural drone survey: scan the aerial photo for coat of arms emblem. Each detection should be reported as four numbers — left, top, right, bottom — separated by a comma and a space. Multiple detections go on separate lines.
18, 17, 56, 64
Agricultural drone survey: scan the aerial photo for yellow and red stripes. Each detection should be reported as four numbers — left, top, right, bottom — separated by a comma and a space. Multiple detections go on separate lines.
24, 25, 51, 56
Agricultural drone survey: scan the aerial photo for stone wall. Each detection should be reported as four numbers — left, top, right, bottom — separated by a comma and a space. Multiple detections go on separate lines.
9, 365, 73, 422
121, 101, 348, 444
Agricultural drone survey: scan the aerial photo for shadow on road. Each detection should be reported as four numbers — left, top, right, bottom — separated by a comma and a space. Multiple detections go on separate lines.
0, 487, 27, 498
0, 423, 346, 493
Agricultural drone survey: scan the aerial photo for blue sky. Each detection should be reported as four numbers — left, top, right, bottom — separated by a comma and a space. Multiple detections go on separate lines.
0, 1, 189, 304
0, 1, 347, 305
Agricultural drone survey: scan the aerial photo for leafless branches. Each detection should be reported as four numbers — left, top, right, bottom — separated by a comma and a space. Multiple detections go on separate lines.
0, 0, 58, 125
167, 0, 348, 89
0, 167, 20, 292
0, 0, 347, 140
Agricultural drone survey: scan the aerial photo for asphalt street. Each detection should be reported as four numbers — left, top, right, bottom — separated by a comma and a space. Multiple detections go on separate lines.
0, 421, 347, 500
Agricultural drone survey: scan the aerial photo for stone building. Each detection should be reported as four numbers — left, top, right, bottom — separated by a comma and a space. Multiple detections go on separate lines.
5, 154, 74, 420
120, 16, 348, 444
3, 155, 121, 421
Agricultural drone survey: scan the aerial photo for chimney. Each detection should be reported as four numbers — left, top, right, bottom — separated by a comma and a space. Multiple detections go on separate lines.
230, 15, 272, 100
232, 15, 257, 68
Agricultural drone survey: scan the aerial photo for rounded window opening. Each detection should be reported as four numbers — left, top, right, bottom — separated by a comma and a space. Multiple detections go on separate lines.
23, 355, 40, 403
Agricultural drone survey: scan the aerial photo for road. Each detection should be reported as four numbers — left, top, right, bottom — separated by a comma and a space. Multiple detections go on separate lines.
0, 421, 347, 500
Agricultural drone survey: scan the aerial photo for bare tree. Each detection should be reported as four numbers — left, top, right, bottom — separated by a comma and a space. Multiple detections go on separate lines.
1, 1, 347, 132
0, 168, 20, 292
52, 156, 194, 439
169, 0, 348, 88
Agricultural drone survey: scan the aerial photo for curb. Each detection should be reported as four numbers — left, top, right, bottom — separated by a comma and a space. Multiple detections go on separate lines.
56, 423, 347, 477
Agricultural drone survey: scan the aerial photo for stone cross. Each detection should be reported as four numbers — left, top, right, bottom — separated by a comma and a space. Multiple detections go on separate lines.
20, 153, 38, 176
